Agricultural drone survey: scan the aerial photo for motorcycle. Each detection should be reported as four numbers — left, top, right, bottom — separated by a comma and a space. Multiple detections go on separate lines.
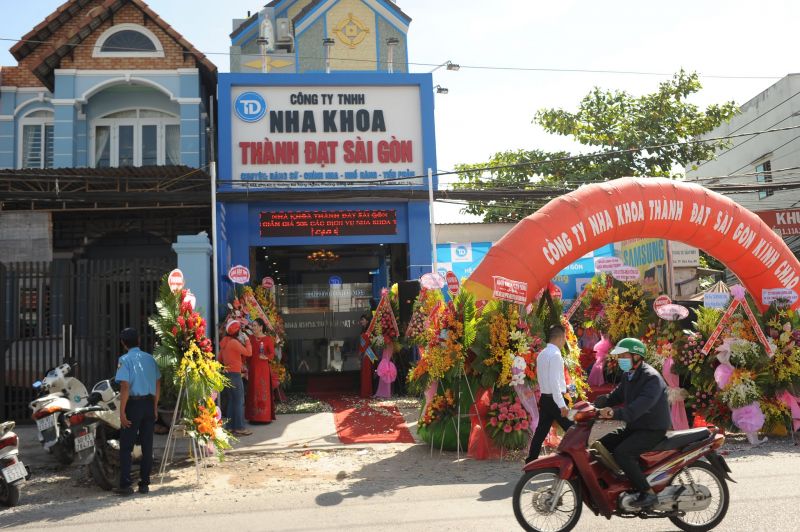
1, 421, 31, 507
64, 379, 141, 490
29, 362, 89, 465
513, 401, 733, 532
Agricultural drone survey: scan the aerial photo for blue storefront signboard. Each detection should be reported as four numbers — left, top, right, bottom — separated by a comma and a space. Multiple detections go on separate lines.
437, 241, 616, 301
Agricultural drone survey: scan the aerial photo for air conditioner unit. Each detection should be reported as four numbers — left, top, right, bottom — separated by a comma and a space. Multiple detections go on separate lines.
276, 18, 293, 42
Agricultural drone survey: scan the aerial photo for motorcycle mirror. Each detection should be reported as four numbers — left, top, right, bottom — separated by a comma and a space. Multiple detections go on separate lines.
88, 392, 103, 405
32, 380, 42, 389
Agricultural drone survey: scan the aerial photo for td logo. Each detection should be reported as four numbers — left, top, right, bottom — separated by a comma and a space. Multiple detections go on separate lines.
234, 91, 267, 122
455, 246, 469, 258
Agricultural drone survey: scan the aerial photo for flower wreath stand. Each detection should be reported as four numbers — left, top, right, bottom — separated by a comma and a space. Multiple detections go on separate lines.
149, 275, 232, 485
417, 375, 473, 456
158, 379, 206, 484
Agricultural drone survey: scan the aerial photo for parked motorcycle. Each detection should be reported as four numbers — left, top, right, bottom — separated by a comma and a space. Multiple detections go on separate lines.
1, 421, 31, 507
65, 379, 141, 490
29, 362, 88, 465
513, 401, 733, 532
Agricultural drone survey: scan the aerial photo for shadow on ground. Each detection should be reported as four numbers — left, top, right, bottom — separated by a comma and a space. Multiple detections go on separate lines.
313, 433, 800, 509
314, 444, 523, 507
0, 456, 195, 528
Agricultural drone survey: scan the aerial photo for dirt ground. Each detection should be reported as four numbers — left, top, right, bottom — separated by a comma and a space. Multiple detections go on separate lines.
9, 424, 794, 509
3, 424, 798, 531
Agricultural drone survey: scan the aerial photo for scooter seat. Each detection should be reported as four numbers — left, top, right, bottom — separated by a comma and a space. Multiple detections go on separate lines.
652, 428, 711, 451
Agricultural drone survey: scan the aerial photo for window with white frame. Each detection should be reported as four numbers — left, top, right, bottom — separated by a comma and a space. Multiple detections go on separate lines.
93, 23, 164, 58
92, 109, 180, 168
19, 110, 54, 169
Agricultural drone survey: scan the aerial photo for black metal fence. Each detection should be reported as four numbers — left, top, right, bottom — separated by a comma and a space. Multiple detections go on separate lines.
1, 258, 173, 421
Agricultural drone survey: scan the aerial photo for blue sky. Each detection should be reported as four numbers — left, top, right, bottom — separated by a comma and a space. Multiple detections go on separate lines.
3, 1, 800, 222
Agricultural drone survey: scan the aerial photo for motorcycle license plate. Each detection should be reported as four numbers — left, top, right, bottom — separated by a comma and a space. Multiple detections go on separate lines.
74, 431, 95, 452
36, 414, 56, 431
1, 461, 26, 483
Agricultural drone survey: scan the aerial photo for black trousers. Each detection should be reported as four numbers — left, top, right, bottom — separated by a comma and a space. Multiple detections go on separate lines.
526, 394, 573, 461
120, 396, 155, 489
597, 426, 666, 493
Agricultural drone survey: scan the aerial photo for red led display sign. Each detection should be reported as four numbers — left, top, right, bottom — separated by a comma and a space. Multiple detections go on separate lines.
260, 209, 397, 237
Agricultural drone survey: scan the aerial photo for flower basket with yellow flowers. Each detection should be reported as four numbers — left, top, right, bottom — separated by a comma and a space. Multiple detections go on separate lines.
149, 276, 232, 459
470, 300, 542, 390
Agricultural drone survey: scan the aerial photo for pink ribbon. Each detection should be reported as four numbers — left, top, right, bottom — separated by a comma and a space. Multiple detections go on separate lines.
731, 402, 765, 433
588, 336, 611, 387
662, 357, 689, 430
778, 390, 800, 431
374, 345, 396, 398
714, 363, 734, 389
514, 384, 539, 436
423, 380, 439, 411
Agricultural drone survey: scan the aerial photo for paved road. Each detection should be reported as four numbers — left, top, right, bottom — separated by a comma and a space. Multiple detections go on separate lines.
3, 436, 799, 531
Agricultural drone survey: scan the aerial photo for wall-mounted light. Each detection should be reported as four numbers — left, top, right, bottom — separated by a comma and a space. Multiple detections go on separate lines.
434, 85, 449, 94
323, 38, 335, 74
386, 37, 399, 74
430, 59, 460, 73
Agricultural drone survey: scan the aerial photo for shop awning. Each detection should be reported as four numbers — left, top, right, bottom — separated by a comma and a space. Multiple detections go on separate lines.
0, 166, 211, 211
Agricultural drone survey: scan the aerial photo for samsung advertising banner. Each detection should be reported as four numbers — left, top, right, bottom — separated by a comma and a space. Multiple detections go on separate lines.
220, 74, 434, 189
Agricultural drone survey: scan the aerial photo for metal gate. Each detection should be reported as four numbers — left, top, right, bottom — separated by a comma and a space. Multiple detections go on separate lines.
1, 258, 172, 421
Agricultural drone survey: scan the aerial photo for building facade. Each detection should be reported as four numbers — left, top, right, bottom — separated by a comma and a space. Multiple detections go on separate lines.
0, 0, 216, 420
229, 0, 409, 75
0, 0, 216, 261
219, 0, 432, 384
686, 74, 800, 256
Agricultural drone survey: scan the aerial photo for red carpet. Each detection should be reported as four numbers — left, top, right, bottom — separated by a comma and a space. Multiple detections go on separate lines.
312, 394, 416, 444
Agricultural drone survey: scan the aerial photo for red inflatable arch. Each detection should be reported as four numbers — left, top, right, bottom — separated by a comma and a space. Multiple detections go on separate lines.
464, 177, 800, 311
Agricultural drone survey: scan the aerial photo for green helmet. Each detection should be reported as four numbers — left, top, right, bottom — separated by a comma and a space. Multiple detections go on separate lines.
610, 337, 646, 357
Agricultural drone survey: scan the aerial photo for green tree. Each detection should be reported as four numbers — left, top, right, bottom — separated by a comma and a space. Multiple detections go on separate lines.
455, 70, 738, 222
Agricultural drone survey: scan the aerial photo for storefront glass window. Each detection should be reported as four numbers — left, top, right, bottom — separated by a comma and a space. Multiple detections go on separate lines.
278, 283, 372, 375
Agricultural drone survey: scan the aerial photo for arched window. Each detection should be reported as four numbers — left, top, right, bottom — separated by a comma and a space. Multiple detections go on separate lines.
92, 109, 180, 168
19, 110, 54, 169
93, 23, 164, 58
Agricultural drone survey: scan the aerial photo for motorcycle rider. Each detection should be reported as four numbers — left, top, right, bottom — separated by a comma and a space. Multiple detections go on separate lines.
595, 337, 670, 509
114, 327, 160, 496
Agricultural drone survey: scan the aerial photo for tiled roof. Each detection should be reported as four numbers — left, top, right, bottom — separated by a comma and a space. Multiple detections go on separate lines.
10, 0, 217, 90
293, 0, 411, 24
230, 12, 260, 40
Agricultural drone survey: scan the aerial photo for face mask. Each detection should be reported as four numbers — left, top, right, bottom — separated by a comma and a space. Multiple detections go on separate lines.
618, 358, 633, 372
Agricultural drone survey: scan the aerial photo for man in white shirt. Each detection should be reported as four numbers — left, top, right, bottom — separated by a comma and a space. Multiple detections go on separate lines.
525, 325, 573, 462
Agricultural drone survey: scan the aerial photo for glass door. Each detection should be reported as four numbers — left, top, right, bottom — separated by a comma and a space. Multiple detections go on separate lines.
278, 283, 371, 375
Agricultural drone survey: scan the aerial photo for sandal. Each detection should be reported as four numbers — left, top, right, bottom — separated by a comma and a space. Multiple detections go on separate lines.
233, 429, 253, 436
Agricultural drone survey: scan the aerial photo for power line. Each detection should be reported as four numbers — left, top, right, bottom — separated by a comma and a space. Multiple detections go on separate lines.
8, 124, 800, 190
692, 88, 800, 171
0, 35, 786, 80
717, 132, 800, 179
229, 123, 800, 187
445, 124, 800, 181
446, 64, 781, 80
